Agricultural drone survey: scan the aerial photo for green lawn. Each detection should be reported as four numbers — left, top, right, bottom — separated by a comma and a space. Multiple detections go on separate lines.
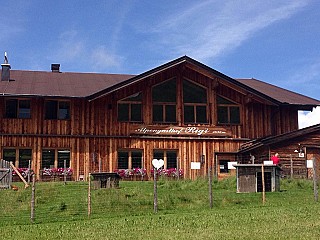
1, 178, 320, 239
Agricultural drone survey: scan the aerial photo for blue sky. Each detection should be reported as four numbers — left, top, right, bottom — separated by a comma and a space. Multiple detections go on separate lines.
1, 0, 320, 128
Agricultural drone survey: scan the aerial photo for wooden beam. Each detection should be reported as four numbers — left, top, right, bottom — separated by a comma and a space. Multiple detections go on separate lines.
10, 162, 29, 188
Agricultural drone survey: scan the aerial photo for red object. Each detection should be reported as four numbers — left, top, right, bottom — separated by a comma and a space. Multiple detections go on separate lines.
271, 155, 280, 165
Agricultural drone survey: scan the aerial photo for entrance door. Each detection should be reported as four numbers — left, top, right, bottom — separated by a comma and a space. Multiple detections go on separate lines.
256, 172, 272, 192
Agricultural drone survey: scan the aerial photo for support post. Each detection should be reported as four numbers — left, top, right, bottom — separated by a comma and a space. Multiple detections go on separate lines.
312, 157, 318, 202
10, 162, 29, 188
27, 160, 31, 184
30, 174, 36, 223
153, 167, 158, 213
262, 164, 266, 205
176, 157, 179, 180
88, 173, 91, 217
208, 166, 213, 209
64, 159, 67, 185
290, 154, 293, 179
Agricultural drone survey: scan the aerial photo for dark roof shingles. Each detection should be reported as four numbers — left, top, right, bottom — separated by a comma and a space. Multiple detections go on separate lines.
0, 70, 134, 98
237, 78, 320, 105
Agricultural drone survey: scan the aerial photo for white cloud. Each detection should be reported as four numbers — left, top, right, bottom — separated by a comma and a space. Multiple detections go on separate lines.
49, 31, 122, 72
298, 107, 320, 129
90, 46, 123, 71
152, 1, 309, 61
54, 30, 85, 61
290, 59, 320, 85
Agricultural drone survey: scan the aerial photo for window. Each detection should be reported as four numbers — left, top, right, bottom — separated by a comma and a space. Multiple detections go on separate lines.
58, 150, 71, 168
45, 100, 70, 120
3, 148, 32, 168
183, 80, 207, 124
3, 149, 16, 163
19, 149, 32, 168
153, 150, 177, 169
5, 99, 31, 118
152, 79, 176, 123
42, 149, 71, 169
118, 93, 142, 122
217, 96, 240, 124
42, 149, 55, 169
219, 160, 229, 173
117, 150, 143, 169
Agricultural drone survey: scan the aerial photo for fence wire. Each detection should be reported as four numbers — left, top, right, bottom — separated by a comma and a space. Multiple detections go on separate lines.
0, 176, 317, 226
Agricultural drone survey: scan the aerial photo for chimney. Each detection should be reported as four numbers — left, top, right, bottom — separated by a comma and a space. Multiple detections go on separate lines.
1, 52, 11, 81
51, 64, 60, 72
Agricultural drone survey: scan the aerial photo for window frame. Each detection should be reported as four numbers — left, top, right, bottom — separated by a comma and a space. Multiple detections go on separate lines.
117, 92, 142, 123
117, 149, 143, 169
5, 98, 31, 119
217, 95, 240, 125
152, 78, 177, 124
153, 150, 178, 169
41, 149, 71, 169
182, 79, 208, 124
44, 100, 70, 120
2, 148, 32, 168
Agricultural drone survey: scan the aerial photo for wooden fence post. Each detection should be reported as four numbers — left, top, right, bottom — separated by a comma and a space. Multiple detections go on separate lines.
27, 160, 31, 185
261, 164, 266, 205
88, 173, 91, 217
208, 166, 213, 209
30, 174, 36, 223
312, 157, 318, 202
176, 157, 179, 180
153, 168, 158, 213
64, 159, 67, 185
290, 154, 293, 179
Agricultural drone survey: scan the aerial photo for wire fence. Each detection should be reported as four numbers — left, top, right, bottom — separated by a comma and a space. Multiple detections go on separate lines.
1, 176, 218, 225
0, 173, 318, 227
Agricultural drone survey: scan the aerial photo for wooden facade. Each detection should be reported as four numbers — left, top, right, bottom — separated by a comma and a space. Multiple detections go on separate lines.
238, 125, 320, 179
1, 56, 319, 180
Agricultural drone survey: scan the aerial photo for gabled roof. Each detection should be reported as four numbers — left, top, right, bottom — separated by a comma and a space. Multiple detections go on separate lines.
237, 78, 320, 107
0, 70, 134, 98
1, 56, 319, 109
239, 123, 320, 153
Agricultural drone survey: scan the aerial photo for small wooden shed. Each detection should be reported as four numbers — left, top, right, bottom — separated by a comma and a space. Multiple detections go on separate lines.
234, 164, 281, 193
90, 172, 121, 189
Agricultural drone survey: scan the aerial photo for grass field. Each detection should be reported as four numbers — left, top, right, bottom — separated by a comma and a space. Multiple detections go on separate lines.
1, 177, 320, 239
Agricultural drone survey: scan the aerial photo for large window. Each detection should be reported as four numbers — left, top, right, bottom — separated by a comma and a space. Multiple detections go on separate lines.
152, 79, 176, 123
45, 100, 70, 120
153, 150, 177, 169
183, 80, 207, 124
42, 149, 70, 169
5, 99, 31, 118
118, 93, 142, 122
217, 96, 240, 124
3, 148, 32, 168
117, 150, 143, 169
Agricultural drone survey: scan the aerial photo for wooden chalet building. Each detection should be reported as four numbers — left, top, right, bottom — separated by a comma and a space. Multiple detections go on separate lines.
1, 56, 320, 181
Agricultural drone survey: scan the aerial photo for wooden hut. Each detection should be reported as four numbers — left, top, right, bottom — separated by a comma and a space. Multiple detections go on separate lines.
0, 56, 320, 181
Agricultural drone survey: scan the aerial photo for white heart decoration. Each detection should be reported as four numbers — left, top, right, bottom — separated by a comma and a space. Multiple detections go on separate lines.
152, 159, 164, 170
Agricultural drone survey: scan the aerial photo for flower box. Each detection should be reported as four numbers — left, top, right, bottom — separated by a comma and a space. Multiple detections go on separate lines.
114, 168, 183, 181
40, 168, 73, 182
